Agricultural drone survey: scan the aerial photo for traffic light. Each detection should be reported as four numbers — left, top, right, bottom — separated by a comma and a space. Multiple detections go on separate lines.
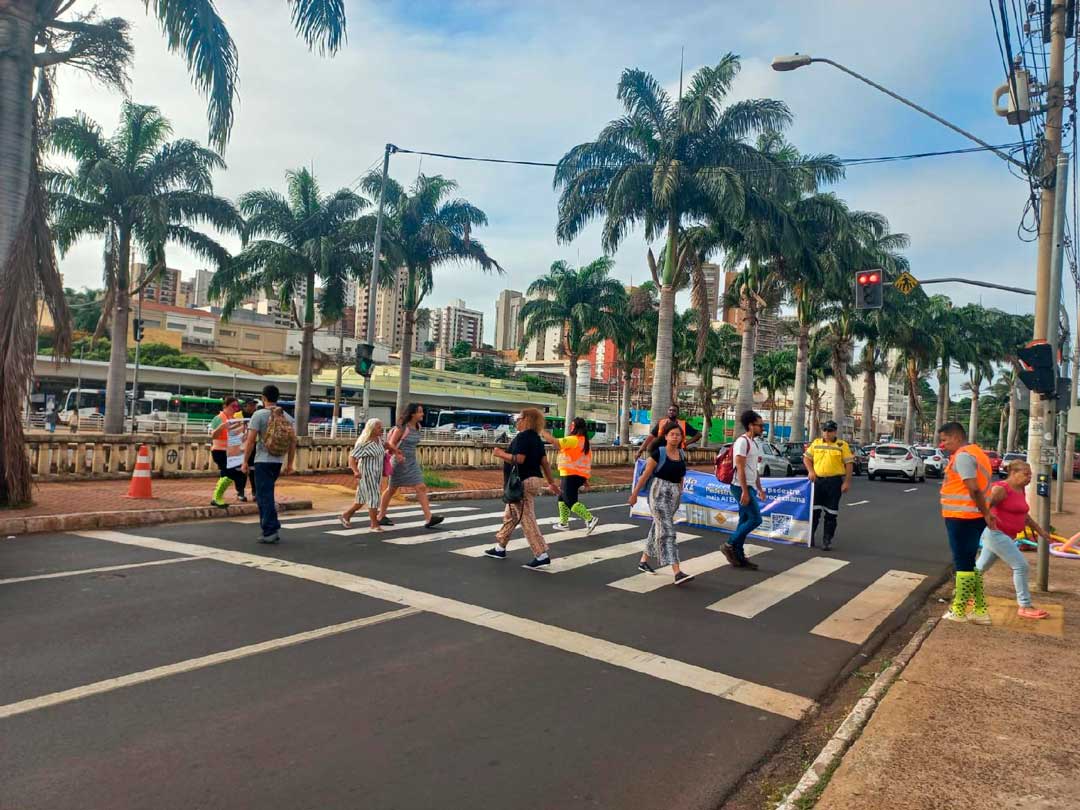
854, 270, 883, 309
1016, 340, 1057, 396
355, 343, 376, 377
132, 318, 144, 342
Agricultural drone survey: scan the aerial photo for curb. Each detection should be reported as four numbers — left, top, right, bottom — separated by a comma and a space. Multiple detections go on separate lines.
775, 615, 940, 810
0, 500, 313, 537
405, 483, 634, 502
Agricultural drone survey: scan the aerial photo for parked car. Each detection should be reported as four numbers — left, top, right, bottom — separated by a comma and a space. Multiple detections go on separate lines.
760, 442, 794, 477
999, 451, 1026, 477
868, 443, 926, 482
849, 444, 868, 476
915, 445, 946, 478
778, 442, 809, 475
985, 450, 1003, 476
629, 434, 649, 448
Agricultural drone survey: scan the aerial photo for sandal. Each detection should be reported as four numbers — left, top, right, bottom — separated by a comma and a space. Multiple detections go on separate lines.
339, 514, 351, 529
1017, 606, 1049, 619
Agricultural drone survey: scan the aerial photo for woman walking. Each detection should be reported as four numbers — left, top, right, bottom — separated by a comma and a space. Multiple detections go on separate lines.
629, 422, 694, 585
341, 418, 387, 531
376, 404, 443, 529
976, 459, 1050, 620
543, 416, 599, 534
483, 408, 561, 569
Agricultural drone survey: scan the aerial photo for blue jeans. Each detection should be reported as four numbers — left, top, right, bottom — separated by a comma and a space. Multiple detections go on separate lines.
977, 528, 1033, 607
944, 517, 985, 572
728, 484, 762, 557
254, 462, 282, 538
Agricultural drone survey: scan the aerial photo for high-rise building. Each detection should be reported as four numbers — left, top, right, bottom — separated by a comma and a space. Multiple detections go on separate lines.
494, 289, 524, 351
701, 263, 722, 321
354, 267, 416, 351
522, 290, 562, 362
177, 280, 193, 308
588, 338, 619, 384
721, 270, 783, 357
190, 268, 216, 308
432, 298, 484, 352
134, 263, 181, 306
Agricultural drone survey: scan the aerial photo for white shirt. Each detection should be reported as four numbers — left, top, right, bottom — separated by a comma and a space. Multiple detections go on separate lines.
733, 434, 763, 488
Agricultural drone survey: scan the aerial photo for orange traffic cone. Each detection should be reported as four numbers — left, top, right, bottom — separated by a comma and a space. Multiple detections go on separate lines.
126, 444, 155, 499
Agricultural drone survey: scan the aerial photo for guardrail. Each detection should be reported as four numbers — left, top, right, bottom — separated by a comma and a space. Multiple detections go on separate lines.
23, 434, 716, 482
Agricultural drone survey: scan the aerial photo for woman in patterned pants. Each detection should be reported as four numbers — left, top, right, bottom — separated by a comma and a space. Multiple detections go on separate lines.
628, 423, 693, 585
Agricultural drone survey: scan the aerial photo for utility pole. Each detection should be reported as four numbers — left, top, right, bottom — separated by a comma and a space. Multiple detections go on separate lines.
1028, 0, 1068, 593
362, 143, 394, 422
129, 284, 144, 434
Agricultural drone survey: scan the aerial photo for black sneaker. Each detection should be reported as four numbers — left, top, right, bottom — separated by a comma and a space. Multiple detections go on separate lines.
822, 539, 833, 551
237, 494, 248, 502
638, 560, 656, 574
674, 571, 695, 585
522, 556, 551, 570
483, 547, 506, 559
425, 515, 445, 529
258, 533, 280, 544
720, 543, 738, 566
210, 500, 228, 509
739, 557, 759, 571
380, 516, 394, 526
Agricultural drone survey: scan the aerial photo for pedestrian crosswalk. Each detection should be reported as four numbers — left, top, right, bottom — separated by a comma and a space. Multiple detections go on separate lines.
240, 508, 927, 646
285, 506, 478, 530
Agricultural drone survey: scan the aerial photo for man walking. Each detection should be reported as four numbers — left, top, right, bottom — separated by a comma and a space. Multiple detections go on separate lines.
804, 420, 854, 550
241, 385, 296, 544
937, 422, 996, 624
209, 396, 247, 507
641, 405, 702, 456
722, 409, 767, 569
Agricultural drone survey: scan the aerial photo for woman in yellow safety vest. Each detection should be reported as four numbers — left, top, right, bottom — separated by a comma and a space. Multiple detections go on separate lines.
542, 416, 599, 534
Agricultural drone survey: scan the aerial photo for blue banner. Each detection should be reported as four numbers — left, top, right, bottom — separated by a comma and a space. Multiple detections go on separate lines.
630, 462, 815, 546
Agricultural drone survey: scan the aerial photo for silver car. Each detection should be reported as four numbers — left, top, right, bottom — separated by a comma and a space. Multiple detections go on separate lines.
760, 441, 796, 477
868, 443, 926, 482
914, 446, 946, 478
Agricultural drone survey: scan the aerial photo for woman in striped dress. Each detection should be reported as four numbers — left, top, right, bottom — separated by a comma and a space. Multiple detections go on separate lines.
341, 418, 387, 531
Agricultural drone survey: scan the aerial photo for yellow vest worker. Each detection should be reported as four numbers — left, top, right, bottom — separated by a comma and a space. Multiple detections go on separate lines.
548, 424, 599, 533
803, 421, 854, 550
805, 437, 853, 478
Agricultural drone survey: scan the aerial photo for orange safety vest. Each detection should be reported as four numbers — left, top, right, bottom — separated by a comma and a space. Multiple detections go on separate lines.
654, 418, 689, 450
211, 410, 235, 451
557, 435, 592, 479
940, 443, 993, 520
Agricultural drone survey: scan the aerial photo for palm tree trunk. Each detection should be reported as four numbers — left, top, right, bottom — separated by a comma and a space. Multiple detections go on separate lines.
396, 312, 416, 418
330, 324, 344, 438
831, 341, 850, 432
968, 382, 980, 442
809, 391, 821, 440
791, 322, 809, 442
769, 402, 778, 441
294, 272, 315, 436
649, 283, 676, 422
997, 408, 1006, 455
619, 366, 632, 445
0, 8, 34, 276
904, 390, 916, 445
1007, 377, 1019, 451
565, 354, 578, 425
735, 299, 757, 416
936, 363, 949, 429
860, 351, 876, 446
103, 229, 132, 434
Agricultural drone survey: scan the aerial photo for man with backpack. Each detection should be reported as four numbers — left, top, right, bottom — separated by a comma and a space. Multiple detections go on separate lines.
719, 409, 767, 569
241, 384, 296, 544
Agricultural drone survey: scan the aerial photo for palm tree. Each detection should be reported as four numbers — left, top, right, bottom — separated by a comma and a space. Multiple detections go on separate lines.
519, 258, 624, 424
49, 102, 240, 433
211, 168, 372, 436
852, 339, 890, 445
886, 291, 937, 444
990, 370, 1013, 454
360, 172, 500, 415
955, 304, 1005, 442
756, 348, 796, 440
611, 285, 658, 445
554, 56, 793, 422
925, 295, 962, 430
805, 333, 833, 439
723, 263, 786, 416
693, 321, 740, 448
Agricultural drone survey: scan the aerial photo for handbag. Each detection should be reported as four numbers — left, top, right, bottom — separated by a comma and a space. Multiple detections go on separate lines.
383, 450, 393, 478
503, 464, 524, 504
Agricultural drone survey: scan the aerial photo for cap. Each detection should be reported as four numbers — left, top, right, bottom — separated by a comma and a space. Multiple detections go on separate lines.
823, 420, 838, 431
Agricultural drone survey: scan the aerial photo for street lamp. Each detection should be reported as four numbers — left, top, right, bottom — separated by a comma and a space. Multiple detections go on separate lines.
770, 54, 1025, 169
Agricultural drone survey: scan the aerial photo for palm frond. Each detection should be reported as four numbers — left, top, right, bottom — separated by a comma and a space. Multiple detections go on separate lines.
288, 0, 348, 55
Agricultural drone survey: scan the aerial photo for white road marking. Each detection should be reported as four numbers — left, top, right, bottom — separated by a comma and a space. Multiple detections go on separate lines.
846, 500, 870, 506
707, 557, 850, 618
452, 523, 637, 556
71, 530, 815, 720
811, 570, 927, 644
327, 509, 508, 536
0, 608, 419, 720
903, 487, 918, 493
378, 503, 627, 545
0, 556, 202, 586
285, 506, 477, 529
231, 504, 421, 525
537, 533, 699, 574
607, 545, 771, 593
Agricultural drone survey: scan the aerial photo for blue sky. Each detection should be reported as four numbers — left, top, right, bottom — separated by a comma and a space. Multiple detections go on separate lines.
54, 0, 1058, 341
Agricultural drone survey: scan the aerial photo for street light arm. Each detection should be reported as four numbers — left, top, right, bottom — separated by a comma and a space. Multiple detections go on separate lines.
810, 58, 1027, 170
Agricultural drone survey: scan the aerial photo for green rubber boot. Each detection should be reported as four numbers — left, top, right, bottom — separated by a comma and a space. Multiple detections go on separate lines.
571, 501, 594, 522
556, 500, 571, 529
970, 571, 992, 625
945, 572, 975, 622
211, 476, 230, 507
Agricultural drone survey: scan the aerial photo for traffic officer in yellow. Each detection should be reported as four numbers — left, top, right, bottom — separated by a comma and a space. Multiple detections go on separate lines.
937, 421, 996, 624
804, 420, 854, 550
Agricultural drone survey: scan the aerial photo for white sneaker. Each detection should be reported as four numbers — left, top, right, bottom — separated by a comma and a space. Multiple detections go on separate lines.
553, 522, 571, 531
942, 610, 969, 623
585, 516, 600, 536
970, 612, 992, 626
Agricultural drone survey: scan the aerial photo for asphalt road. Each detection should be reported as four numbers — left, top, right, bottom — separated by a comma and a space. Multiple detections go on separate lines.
0, 475, 951, 810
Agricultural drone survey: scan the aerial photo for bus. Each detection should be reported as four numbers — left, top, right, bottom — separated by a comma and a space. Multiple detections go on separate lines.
544, 416, 611, 445
278, 400, 337, 424
59, 388, 108, 422
166, 395, 223, 426
434, 409, 515, 432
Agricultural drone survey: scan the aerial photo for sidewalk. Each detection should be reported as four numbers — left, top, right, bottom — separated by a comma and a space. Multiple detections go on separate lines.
808, 483, 1080, 810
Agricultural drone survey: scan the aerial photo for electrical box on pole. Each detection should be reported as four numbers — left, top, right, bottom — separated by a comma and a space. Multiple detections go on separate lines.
1017, 340, 1058, 396
854, 270, 883, 309
132, 318, 144, 342
355, 343, 376, 378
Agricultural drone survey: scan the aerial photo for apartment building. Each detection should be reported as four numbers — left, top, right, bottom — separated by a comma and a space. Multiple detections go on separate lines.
494, 289, 524, 351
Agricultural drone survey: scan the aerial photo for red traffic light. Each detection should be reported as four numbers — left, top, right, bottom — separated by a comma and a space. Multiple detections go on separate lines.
868, 272, 879, 283
857, 271, 881, 285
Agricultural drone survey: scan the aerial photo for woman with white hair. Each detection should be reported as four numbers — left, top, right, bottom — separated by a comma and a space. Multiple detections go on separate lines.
341, 418, 387, 530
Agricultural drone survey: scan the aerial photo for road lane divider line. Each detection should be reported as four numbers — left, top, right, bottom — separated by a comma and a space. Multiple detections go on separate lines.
284, 506, 477, 530
382, 503, 627, 545
537, 533, 698, 573
607, 545, 771, 593
451, 523, 636, 556
707, 557, 850, 618
71, 530, 815, 720
0, 608, 419, 720
0, 556, 203, 586
810, 570, 927, 645
846, 500, 870, 506
903, 487, 918, 492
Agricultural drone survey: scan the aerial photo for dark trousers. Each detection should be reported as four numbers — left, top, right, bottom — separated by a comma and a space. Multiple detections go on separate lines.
212, 450, 247, 495
812, 475, 844, 544
558, 474, 587, 507
728, 484, 762, 558
945, 517, 986, 572
254, 462, 282, 538
246, 449, 258, 497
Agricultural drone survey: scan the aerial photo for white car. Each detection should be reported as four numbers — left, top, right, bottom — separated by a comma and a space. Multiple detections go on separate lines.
914, 446, 946, 478
868, 443, 926, 482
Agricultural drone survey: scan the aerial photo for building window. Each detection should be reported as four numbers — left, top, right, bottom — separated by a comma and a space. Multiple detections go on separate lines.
245, 332, 260, 340
166, 322, 185, 331
143, 319, 162, 328
219, 329, 235, 337
193, 326, 213, 335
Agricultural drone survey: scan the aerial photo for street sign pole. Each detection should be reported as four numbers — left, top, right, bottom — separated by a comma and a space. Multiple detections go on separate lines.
362, 144, 394, 422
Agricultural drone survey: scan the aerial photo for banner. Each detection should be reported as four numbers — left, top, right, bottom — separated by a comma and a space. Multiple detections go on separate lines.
226, 418, 247, 469
630, 461, 815, 546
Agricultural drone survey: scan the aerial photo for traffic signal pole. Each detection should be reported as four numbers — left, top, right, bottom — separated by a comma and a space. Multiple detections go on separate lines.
1028, 0, 1068, 593
362, 144, 393, 422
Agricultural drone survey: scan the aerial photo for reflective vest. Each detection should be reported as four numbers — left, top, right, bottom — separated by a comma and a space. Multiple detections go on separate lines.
210, 411, 236, 451
655, 419, 689, 450
557, 435, 592, 479
940, 443, 993, 520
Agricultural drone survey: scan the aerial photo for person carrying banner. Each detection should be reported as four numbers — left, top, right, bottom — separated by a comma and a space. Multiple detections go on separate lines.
804, 420, 854, 550
629, 422, 694, 584
639, 404, 701, 457
543, 416, 599, 534
209, 396, 246, 507
722, 409, 767, 569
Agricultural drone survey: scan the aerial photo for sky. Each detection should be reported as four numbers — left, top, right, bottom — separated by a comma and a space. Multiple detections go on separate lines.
52, 0, 1063, 346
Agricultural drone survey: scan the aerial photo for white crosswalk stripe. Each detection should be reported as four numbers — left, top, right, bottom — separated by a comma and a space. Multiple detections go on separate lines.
452, 523, 637, 556
327, 509, 508, 537
285, 506, 477, 529
231, 504, 423, 525
707, 557, 849, 618
811, 569, 926, 644
385, 503, 626, 545
607, 544, 772, 593
535, 533, 699, 574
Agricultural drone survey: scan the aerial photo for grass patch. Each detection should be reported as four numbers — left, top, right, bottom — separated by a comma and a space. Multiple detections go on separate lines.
423, 470, 457, 489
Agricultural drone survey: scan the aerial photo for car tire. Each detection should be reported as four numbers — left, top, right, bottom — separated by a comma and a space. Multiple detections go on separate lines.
763, 466, 771, 477
919, 475, 926, 483
786, 464, 793, 476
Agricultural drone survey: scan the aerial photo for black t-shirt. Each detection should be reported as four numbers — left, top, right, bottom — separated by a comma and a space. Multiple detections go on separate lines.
650, 446, 687, 483
505, 429, 546, 482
